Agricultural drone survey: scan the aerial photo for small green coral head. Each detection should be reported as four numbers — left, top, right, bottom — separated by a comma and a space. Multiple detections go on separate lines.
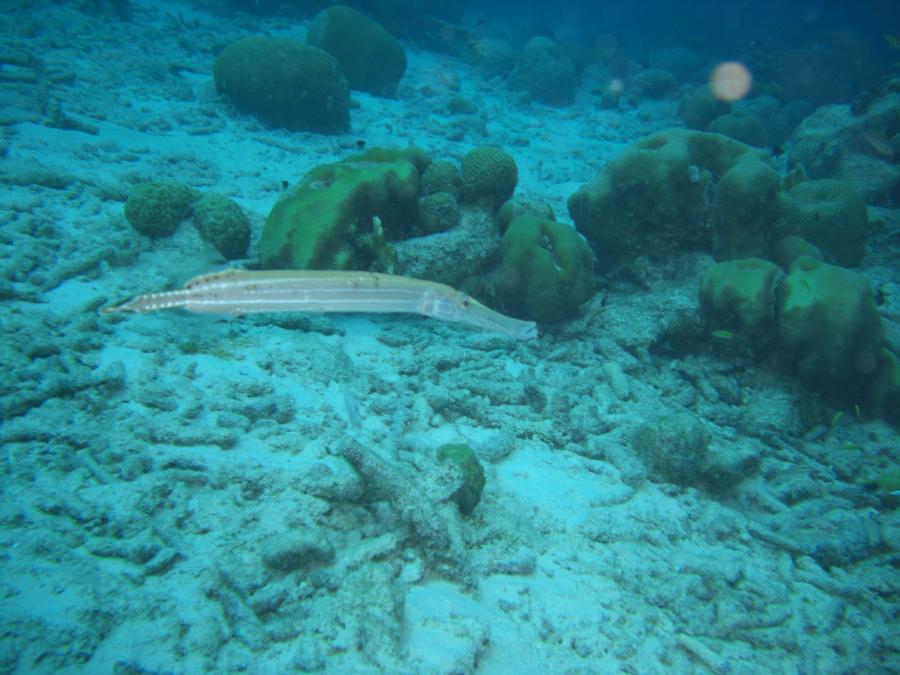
493, 215, 596, 323
191, 193, 251, 260
420, 160, 461, 198
124, 181, 199, 237
778, 256, 884, 392
436, 443, 486, 516
699, 257, 780, 340
417, 191, 460, 234
460, 146, 518, 209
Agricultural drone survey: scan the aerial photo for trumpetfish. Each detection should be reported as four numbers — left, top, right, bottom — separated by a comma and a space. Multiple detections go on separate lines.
101, 268, 538, 341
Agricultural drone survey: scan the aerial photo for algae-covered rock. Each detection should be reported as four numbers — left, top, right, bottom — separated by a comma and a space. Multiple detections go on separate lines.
191, 193, 251, 260
214, 36, 350, 133
778, 256, 883, 392
493, 214, 595, 323
568, 128, 780, 265
436, 443, 485, 516
775, 179, 869, 267
124, 181, 199, 237
259, 147, 430, 270
787, 97, 900, 206
394, 208, 499, 289
460, 146, 518, 209
261, 531, 334, 572
306, 4, 407, 97
699, 258, 781, 339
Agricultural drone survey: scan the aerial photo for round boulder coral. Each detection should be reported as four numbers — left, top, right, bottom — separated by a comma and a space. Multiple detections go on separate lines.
632, 413, 709, 486
507, 36, 577, 106
307, 4, 406, 97
191, 193, 251, 260
418, 192, 459, 234
494, 214, 595, 323
214, 36, 350, 134
778, 256, 884, 392
420, 160, 461, 198
124, 181, 199, 237
460, 146, 518, 209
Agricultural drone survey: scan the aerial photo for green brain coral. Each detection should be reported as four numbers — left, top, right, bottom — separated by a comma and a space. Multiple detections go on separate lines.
258, 147, 431, 270
494, 214, 595, 323
418, 191, 459, 234
436, 443, 485, 516
420, 160, 461, 198
460, 146, 518, 209
191, 193, 251, 260
124, 181, 199, 237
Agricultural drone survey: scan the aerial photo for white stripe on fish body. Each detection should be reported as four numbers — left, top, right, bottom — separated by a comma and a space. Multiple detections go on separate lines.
180, 270, 439, 315
102, 268, 538, 340
102, 289, 192, 313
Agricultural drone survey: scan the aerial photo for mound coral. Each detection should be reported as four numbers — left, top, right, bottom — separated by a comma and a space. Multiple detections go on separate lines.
775, 179, 869, 267
493, 214, 595, 323
568, 128, 780, 265
699, 258, 781, 339
777, 256, 883, 392
213, 36, 350, 133
306, 4, 407, 96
